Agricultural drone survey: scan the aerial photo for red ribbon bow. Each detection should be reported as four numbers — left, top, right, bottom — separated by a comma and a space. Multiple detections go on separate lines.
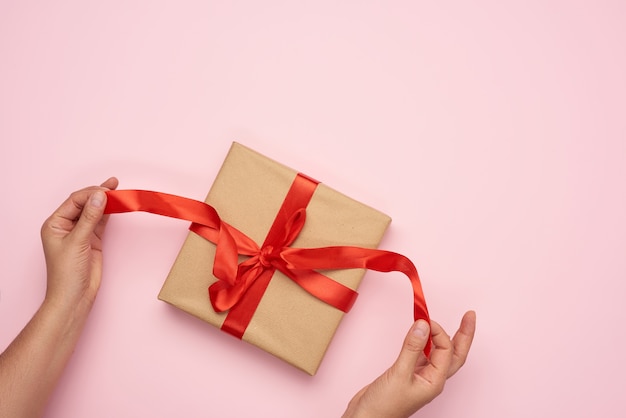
104, 173, 431, 354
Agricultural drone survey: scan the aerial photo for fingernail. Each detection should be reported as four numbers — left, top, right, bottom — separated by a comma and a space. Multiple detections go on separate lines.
90, 191, 105, 208
412, 320, 429, 338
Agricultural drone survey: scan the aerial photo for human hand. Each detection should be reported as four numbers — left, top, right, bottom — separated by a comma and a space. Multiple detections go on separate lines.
342, 311, 476, 418
40, 177, 119, 313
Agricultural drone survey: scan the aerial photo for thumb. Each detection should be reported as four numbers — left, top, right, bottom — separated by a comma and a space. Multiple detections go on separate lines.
71, 190, 107, 242
394, 319, 431, 376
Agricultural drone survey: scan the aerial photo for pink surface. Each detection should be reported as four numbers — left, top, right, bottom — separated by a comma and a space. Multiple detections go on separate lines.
1, 1, 625, 417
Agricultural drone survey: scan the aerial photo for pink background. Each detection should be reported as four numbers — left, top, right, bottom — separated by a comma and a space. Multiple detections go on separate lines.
1, 1, 625, 417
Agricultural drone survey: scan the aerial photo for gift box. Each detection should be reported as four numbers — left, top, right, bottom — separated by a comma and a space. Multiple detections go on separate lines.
104, 142, 429, 375
157, 142, 392, 375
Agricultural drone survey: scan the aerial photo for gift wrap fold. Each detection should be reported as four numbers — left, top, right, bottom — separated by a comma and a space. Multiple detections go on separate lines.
104, 142, 429, 375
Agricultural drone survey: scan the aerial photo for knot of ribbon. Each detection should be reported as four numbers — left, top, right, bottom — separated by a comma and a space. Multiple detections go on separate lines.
199, 207, 323, 316
103, 173, 431, 354
258, 245, 275, 267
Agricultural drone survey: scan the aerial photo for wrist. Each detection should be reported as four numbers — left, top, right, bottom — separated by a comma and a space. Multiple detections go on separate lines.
42, 288, 95, 326
45, 272, 99, 314
342, 399, 378, 418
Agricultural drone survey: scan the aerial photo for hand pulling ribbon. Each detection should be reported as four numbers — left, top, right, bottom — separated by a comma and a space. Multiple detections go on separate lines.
104, 173, 431, 354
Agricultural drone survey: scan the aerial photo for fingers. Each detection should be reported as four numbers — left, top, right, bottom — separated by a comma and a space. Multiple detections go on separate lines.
394, 319, 431, 377
447, 310, 476, 378
93, 177, 119, 239
415, 320, 453, 388
50, 179, 118, 223
47, 178, 118, 242
100, 177, 119, 190
51, 189, 96, 225
70, 190, 108, 243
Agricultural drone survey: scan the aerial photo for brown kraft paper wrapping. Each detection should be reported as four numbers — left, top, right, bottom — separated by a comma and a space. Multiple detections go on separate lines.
158, 142, 391, 375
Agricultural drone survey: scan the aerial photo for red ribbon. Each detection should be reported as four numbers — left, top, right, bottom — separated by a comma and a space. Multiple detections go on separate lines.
104, 173, 431, 354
